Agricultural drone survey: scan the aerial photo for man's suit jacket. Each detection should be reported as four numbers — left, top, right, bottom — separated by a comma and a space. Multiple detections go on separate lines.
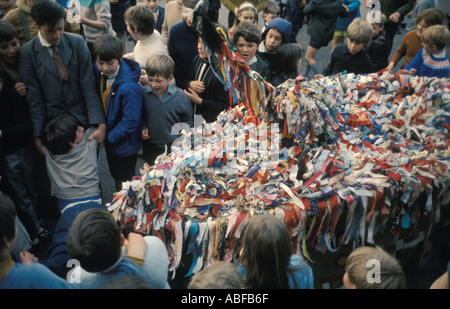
19, 32, 105, 137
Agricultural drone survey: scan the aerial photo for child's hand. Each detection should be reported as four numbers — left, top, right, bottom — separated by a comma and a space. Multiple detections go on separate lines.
189, 80, 205, 94
409, 68, 416, 76
19, 251, 38, 264
34, 137, 47, 156
314, 74, 324, 80
386, 62, 395, 71
139, 69, 149, 86
184, 88, 203, 105
124, 232, 147, 260
15, 82, 27, 97
389, 12, 401, 23
141, 129, 150, 140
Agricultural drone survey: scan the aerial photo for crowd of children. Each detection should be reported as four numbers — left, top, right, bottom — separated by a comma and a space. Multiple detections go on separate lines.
1, 0, 450, 290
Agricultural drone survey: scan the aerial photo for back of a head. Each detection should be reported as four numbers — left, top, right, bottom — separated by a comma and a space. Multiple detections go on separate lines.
345, 246, 406, 289
271, 42, 302, 76
421, 24, 450, 51
188, 261, 243, 289
0, 193, 17, 249
145, 53, 175, 78
93, 34, 123, 62
347, 18, 373, 45
234, 21, 261, 45
241, 214, 291, 289
41, 114, 79, 155
67, 208, 122, 273
31, 0, 66, 27
264, 1, 281, 15
415, 8, 445, 28
125, 3, 155, 36
103, 275, 151, 289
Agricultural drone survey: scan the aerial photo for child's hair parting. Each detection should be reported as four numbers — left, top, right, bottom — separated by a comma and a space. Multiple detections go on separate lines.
415, 8, 445, 28
125, 3, 155, 36
233, 21, 261, 45
421, 24, 450, 51
347, 18, 373, 45
0, 20, 20, 43
92, 34, 123, 62
145, 54, 175, 78
41, 114, 81, 155
67, 208, 122, 273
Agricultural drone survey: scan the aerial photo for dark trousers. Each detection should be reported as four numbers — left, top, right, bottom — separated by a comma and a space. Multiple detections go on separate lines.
142, 141, 171, 167
105, 148, 137, 191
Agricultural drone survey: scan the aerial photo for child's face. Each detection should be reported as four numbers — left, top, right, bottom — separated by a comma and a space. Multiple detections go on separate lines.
265, 28, 282, 53
74, 126, 85, 145
0, 0, 15, 14
263, 13, 279, 26
148, 74, 173, 97
371, 23, 383, 38
197, 37, 208, 59
143, 0, 160, 12
347, 38, 365, 55
96, 57, 120, 77
416, 20, 428, 37
238, 10, 255, 24
235, 36, 258, 63
0, 37, 20, 65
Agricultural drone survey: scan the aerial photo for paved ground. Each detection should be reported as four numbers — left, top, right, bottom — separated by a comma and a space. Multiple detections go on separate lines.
70, 1, 450, 289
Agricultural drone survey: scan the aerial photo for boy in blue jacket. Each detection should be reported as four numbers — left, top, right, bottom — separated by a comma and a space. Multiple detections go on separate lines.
92, 34, 143, 191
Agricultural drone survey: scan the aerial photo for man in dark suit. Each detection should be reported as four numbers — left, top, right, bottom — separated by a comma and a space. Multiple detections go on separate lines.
18, 0, 106, 224
19, 0, 106, 155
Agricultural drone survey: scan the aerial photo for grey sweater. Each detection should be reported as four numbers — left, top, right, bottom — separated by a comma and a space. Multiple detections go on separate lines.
46, 127, 101, 200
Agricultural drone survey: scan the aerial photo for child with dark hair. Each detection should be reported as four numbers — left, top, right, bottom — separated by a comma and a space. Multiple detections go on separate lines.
142, 0, 165, 33
67, 208, 171, 289
367, 13, 391, 72
185, 35, 230, 123
123, 3, 168, 69
270, 42, 302, 87
92, 34, 142, 191
233, 21, 271, 80
258, 17, 292, 65
0, 192, 76, 288
261, 0, 280, 33
237, 214, 314, 289
40, 113, 104, 277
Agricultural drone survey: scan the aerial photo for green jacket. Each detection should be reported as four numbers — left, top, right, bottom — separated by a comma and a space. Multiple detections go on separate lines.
380, 0, 415, 25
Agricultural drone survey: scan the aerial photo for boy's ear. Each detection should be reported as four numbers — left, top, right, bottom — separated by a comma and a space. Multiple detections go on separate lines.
168, 74, 174, 83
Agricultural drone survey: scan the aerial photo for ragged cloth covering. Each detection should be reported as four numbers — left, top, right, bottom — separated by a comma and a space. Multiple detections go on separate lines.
107, 68, 450, 275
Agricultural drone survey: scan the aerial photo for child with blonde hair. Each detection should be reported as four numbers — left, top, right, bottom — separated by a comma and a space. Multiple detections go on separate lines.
344, 246, 406, 289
